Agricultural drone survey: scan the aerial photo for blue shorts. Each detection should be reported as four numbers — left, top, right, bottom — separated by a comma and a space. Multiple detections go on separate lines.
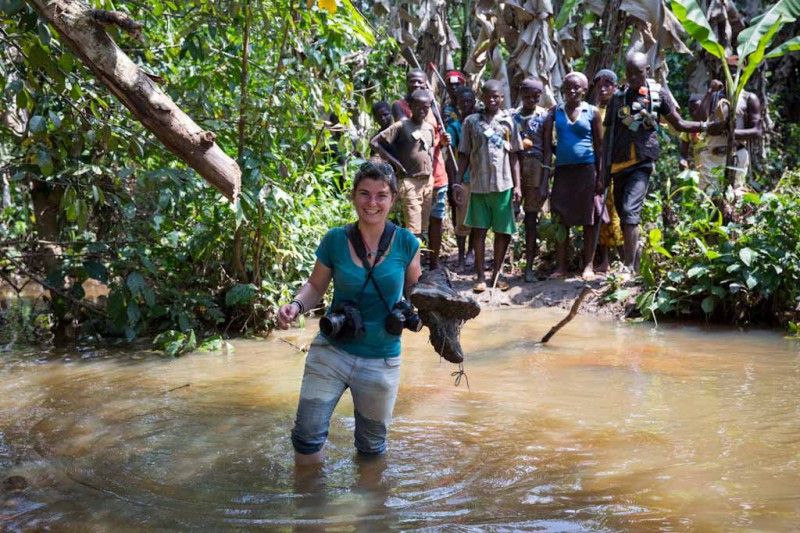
291, 335, 401, 456
430, 185, 448, 220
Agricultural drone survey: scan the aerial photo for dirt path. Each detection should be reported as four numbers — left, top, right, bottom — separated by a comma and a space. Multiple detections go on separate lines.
444, 263, 642, 319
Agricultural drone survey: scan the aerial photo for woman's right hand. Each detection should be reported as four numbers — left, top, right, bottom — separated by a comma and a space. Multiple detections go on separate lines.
277, 303, 299, 329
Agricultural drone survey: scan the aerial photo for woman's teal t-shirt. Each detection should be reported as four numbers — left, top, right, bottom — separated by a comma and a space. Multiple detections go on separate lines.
316, 225, 420, 358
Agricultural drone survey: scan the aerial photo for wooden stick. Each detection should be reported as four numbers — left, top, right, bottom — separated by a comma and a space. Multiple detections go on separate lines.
540, 285, 593, 343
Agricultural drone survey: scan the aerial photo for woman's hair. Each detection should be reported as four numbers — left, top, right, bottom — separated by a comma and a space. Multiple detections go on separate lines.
353, 160, 398, 195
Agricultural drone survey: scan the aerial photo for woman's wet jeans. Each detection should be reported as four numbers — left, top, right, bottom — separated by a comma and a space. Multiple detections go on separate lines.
291, 335, 401, 456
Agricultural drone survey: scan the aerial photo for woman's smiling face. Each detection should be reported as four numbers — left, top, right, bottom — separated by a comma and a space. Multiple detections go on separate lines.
353, 178, 395, 225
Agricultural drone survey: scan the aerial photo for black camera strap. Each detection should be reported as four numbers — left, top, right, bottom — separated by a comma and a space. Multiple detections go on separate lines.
346, 222, 396, 313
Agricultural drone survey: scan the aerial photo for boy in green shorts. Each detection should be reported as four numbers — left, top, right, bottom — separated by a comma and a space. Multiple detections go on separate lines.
454, 80, 523, 293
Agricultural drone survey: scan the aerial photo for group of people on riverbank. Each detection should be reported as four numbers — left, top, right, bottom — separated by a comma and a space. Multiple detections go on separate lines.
275, 51, 762, 467
366, 52, 762, 288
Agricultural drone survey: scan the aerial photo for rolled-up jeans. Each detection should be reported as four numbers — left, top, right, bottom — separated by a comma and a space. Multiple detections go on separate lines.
291, 335, 402, 456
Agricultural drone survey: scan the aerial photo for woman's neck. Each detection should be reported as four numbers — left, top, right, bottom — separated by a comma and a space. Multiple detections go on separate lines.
358, 220, 385, 240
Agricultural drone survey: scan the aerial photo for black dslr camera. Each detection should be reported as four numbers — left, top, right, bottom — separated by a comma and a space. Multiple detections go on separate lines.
320, 300, 365, 341
385, 300, 423, 336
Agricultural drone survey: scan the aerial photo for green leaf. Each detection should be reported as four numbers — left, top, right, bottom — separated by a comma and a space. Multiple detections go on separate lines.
705, 250, 721, 260
71, 283, 85, 300
177, 312, 192, 332
736, 15, 784, 94
337, 0, 375, 47
738, 0, 800, 60
1, 0, 24, 15
26, 42, 48, 70
198, 334, 223, 352
36, 150, 53, 175
29, 115, 47, 133
107, 288, 127, 330
127, 300, 141, 325
153, 330, 186, 357
739, 247, 755, 267
184, 329, 197, 352
687, 265, 709, 278
127, 272, 147, 297
226, 283, 256, 306
142, 285, 156, 307
48, 110, 62, 129
648, 228, 662, 247
654, 246, 673, 259
745, 273, 758, 289
701, 296, 716, 314
765, 35, 800, 59
555, 0, 581, 29
83, 260, 108, 283
671, 0, 727, 59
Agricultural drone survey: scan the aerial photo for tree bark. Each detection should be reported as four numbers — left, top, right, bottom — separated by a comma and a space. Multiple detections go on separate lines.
231, 0, 250, 283
29, 179, 70, 343
585, 0, 627, 84
26, 0, 241, 201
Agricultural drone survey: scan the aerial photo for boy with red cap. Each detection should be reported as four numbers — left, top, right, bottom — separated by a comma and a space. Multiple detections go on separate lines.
442, 70, 466, 129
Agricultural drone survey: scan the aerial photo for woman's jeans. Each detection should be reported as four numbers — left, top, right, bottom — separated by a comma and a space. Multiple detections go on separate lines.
291, 335, 401, 456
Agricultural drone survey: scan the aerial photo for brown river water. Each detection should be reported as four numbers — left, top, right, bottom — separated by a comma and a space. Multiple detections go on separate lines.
2, 307, 800, 531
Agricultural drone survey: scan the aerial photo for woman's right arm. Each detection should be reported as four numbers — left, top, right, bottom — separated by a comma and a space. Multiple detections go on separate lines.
277, 260, 332, 329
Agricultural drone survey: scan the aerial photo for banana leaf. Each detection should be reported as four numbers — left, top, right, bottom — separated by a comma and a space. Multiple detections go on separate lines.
735, 16, 784, 99
670, 0, 726, 59
765, 35, 800, 59
737, 0, 800, 61
555, 0, 581, 30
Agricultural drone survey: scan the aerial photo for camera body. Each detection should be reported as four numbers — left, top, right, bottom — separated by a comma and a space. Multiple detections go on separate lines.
385, 300, 423, 336
320, 300, 365, 341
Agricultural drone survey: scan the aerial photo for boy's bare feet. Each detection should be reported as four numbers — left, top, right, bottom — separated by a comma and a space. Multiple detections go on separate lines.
582, 266, 596, 281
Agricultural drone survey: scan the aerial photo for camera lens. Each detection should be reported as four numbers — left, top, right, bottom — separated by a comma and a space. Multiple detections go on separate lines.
404, 313, 423, 332
385, 310, 405, 336
320, 313, 346, 337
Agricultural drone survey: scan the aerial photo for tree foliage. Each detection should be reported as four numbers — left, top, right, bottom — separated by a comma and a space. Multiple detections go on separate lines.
1, 0, 403, 345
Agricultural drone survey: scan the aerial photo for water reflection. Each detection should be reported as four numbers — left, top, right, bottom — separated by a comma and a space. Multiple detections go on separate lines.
2, 309, 800, 530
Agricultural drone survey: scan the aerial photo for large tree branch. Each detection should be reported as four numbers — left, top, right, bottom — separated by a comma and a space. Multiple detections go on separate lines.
27, 0, 241, 201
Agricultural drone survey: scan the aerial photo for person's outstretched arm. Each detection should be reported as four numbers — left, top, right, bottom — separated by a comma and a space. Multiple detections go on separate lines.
277, 260, 332, 329
370, 128, 407, 176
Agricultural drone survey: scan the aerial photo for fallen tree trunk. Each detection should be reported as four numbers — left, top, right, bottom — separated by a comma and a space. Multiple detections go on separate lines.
27, 0, 241, 201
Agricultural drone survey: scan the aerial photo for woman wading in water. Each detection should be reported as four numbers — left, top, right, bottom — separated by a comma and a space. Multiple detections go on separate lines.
277, 161, 422, 465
